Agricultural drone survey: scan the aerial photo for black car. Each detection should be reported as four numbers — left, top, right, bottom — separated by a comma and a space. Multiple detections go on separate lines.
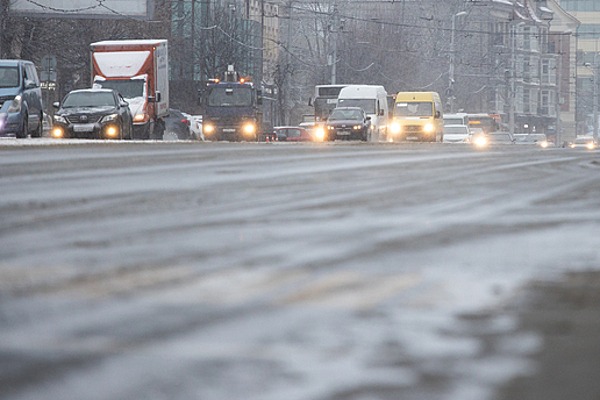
163, 109, 192, 140
325, 107, 371, 141
51, 88, 133, 139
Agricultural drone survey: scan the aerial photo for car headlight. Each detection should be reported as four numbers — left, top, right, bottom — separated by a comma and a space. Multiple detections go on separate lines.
53, 114, 67, 124
101, 114, 119, 123
104, 125, 119, 138
51, 127, 64, 138
203, 123, 215, 134
353, 124, 362, 130
473, 135, 488, 147
587, 142, 595, 150
327, 125, 335, 130
133, 113, 148, 123
242, 122, 256, 136
8, 95, 22, 113
424, 123, 435, 133
314, 127, 326, 141
389, 122, 401, 135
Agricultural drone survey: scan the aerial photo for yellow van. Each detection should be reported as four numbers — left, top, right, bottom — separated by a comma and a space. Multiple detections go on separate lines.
388, 91, 444, 142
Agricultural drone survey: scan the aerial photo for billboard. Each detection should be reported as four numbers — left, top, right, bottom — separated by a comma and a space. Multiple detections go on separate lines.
10, 0, 153, 19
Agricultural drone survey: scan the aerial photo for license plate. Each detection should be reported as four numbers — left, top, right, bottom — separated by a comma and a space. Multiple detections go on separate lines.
407, 136, 418, 140
337, 131, 350, 135
223, 128, 236, 133
73, 123, 95, 132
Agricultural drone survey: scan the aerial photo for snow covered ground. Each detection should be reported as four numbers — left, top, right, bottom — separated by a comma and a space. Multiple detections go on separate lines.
1, 141, 599, 399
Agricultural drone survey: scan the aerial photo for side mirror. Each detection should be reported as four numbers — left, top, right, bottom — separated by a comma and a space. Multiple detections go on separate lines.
379, 109, 384, 116
257, 89, 263, 106
25, 79, 37, 89
148, 92, 161, 103
121, 100, 129, 107
366, 116, 372, 121
52, 101, 60, 109
308, 97, 313, 107
435, 111, 441, 118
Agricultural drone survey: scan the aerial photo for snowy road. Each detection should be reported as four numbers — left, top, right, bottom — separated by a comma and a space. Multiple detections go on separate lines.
1, 140, 600, 400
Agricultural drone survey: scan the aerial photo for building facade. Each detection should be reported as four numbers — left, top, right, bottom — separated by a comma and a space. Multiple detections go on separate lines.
557, 0, 600, 136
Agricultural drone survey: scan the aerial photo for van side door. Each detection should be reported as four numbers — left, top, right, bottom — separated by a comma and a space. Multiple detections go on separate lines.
23, 63, 43, 130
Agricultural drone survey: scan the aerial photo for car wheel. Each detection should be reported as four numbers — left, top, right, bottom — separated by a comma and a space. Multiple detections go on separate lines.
163, 131, 178, 141
32, 114, 43, 137
17, 115, 28, 138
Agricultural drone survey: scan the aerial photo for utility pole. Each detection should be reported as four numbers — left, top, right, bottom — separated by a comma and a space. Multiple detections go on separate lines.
329, 3, 339, 85
448, 11, 467, 113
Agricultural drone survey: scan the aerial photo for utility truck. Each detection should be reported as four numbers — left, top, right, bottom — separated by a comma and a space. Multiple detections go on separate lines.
90, 39, 169, 140
201, 65, 262, 141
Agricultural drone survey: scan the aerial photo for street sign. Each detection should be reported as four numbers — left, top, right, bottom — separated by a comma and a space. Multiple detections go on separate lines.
41, 55, 57, 70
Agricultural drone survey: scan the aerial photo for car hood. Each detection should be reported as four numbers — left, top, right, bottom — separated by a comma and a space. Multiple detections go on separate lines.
58, 106, 117, 116
327, 119, 364, 126
444, 133, 469, 142
0, 87, 20, 100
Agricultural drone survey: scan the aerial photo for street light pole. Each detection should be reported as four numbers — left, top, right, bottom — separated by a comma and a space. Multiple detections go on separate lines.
449, 11, 467, 113
584, 54, 598, 141
594, 54, 599, 141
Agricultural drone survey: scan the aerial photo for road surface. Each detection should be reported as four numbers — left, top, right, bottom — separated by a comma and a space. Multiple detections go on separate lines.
1, 140, 599, 400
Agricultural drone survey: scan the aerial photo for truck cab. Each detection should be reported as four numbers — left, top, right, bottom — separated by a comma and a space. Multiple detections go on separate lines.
201, 66, 262, 142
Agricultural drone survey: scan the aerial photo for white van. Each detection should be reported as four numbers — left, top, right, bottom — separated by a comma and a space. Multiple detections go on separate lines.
336, 85, 388, 142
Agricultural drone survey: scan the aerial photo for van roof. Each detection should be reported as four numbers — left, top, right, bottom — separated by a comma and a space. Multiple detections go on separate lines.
0, 59, 33, 66
338, 85, 387, 96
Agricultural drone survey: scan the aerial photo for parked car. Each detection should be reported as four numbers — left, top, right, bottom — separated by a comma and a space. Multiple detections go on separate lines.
0, 59, 44, 138
325, 107, 371, 141
569, 136, 598, 150
52, 88, 133, 139
270, 126, 313, 142
163, 109, 192, 140
442, 124, 470, 143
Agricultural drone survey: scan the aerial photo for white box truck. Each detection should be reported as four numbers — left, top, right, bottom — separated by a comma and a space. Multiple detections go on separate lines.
90, 39, 169, 139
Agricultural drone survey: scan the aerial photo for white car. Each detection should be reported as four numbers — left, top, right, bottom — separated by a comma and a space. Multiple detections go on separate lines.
569, 136, 598, 150
514, 133, 553, 148
443, 124, 470, 143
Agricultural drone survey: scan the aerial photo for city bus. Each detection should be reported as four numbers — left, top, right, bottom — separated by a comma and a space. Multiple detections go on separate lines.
310, 84, 348, 122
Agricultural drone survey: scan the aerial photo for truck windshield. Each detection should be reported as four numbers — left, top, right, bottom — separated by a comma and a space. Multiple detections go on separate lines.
337, 99, 376, 114
0, 67, 19, 88
395, 102, 433, 117
207, 87, 252, 107
96, 79, 144, 99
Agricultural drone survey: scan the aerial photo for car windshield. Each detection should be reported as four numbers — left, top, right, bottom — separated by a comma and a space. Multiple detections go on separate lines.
207, 87, 253, 107
0, 66, 19, 88
489, 133, 513, 142
329, 109, 363, 121
337, 99, 376, 114
515, 134, 546, 143
395, 102, 433, 117
62, 91, 116, 108
444, 126, 469, 134
444, 118, 465, 125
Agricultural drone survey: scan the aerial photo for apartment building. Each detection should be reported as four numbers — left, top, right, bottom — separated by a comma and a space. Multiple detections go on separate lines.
556, 0, 600, 135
